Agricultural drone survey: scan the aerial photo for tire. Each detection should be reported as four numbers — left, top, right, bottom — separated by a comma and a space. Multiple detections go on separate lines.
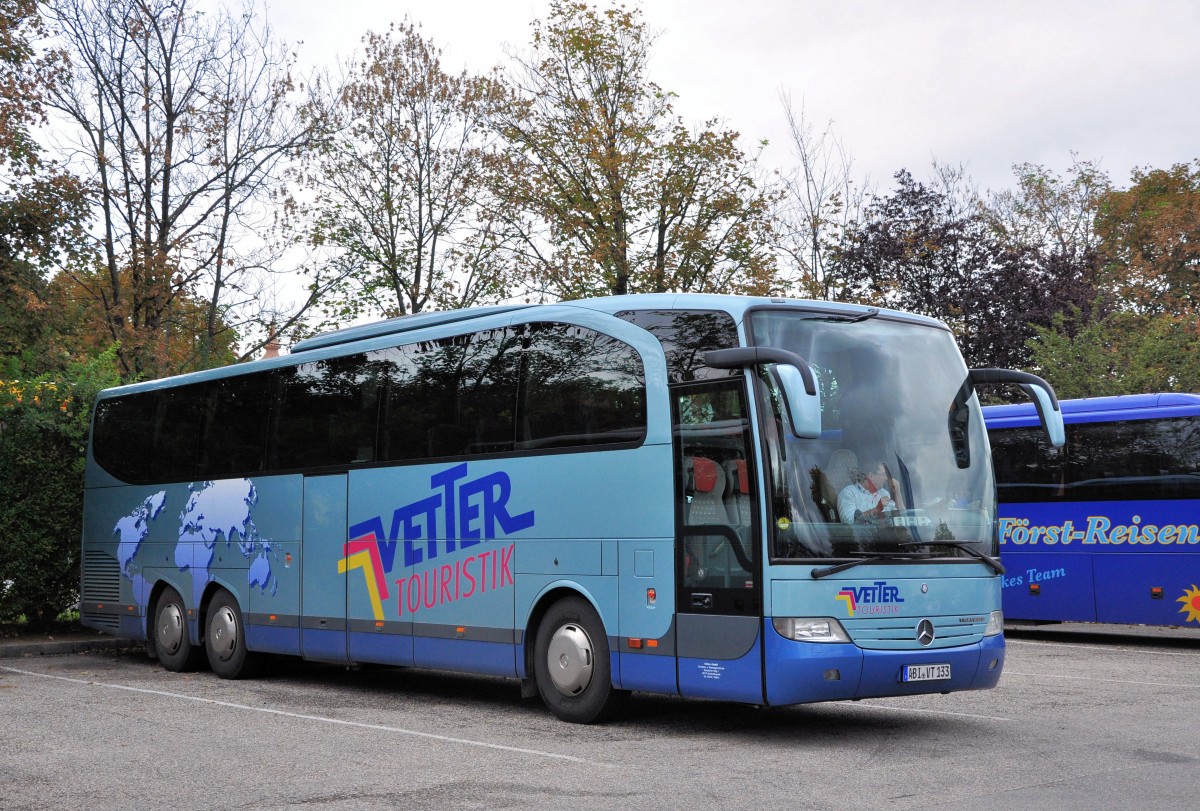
533, 596, 627, 724
153, 586, 203, 672
204, 589, 261, 679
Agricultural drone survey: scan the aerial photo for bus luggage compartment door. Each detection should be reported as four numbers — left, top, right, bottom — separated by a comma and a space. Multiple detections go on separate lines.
1000, 550, 1097, 622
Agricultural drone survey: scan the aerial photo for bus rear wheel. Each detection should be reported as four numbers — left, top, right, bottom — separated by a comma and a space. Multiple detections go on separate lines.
533, 597, 627, 723
204, 590, 261, 679
154, 586, 202, 672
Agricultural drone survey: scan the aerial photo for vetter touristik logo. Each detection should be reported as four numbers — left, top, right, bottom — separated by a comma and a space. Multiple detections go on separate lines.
341, 463, 535, 620
835, 580, 906, 617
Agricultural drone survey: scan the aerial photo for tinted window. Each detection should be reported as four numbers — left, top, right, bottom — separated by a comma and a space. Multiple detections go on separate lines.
275, 355, 383, 469
614, 309, 739, 383
96, 379, 270, 483
519, 322, 646, 450
459, 329, 521, 454
204, 374, 272, 477
150, 384, 207, 481
378, 328, 520, 461
92, 392, 156, 482
991, 417, 1200, 502
92, 320, 649, 482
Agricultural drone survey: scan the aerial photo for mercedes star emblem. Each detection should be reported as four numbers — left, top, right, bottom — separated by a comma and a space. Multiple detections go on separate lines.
916, 619, 935, 646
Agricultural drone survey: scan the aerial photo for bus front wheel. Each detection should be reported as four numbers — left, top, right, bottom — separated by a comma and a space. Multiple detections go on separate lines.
204, 590, 261, 679
533, 597, 627, 723
154, 586, 202, 672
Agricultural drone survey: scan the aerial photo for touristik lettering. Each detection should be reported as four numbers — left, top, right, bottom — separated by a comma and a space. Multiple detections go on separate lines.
393, 545, 515, 617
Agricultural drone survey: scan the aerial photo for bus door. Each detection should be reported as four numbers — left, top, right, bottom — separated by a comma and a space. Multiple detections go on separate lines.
301, 474, 350, 661
673, 380, 764, 703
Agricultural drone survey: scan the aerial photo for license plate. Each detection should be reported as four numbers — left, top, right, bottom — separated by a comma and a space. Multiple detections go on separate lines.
902, 663, 951, 682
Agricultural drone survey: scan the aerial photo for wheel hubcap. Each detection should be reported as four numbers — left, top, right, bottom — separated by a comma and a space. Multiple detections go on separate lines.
546, 622, 594, 696
210, 606, 238, 662
157, 602, 184, 655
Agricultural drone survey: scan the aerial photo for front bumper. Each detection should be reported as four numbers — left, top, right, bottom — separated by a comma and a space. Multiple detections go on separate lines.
763, 620, 1006, 706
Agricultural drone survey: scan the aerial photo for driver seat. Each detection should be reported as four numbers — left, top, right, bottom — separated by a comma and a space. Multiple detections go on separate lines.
821, 449, 859, 522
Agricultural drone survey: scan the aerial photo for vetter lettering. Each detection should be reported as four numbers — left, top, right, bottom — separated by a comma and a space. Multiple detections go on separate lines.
341, 463, 534, 620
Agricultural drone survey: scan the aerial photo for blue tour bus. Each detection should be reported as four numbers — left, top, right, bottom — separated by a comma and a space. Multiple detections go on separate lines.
80, 294, 1063, 722
984, 393, 1200, 628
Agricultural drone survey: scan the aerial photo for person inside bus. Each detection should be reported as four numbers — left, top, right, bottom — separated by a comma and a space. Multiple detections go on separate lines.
837, 460, 897, 524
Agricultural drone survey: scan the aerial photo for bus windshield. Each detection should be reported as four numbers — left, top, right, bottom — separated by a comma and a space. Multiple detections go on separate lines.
750, 310, 996, 561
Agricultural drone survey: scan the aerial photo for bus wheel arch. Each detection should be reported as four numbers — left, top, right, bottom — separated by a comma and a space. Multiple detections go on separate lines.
202, 586, 262, 679
144, 580, 170, 659
150, 583, 203, 672
527, 590, 627, 724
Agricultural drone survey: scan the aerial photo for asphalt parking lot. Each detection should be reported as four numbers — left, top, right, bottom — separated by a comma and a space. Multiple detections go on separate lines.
2, 627, 1198, 810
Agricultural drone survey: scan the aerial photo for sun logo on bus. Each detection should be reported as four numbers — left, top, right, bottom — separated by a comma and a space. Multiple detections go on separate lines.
1178, 586, 1200, 625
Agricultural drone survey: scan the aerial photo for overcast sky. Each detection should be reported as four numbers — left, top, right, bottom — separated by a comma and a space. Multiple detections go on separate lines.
266, 0, 1200, 196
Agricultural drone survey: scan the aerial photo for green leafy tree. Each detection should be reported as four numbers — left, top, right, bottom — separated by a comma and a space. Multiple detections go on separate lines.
298, 22, 514, 323
0, 0, 88, 377
984, 157, 1105, 325
494, 0, 778, 300
0, 349, 121, 624
985, 157, 1109, 264
1028, 305, 1200, 397
837, 165, 1102, 371
1029, 161, 1200, 395
1095, 160, 1200, 317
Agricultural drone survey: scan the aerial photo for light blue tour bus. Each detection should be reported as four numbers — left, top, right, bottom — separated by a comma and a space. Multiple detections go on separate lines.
80, 294, 1063, 722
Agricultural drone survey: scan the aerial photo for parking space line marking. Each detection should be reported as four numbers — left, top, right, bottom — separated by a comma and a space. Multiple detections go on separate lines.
1003, 670, 1200, 688
0, 665, 602, 765
1007, 639, 1200, 657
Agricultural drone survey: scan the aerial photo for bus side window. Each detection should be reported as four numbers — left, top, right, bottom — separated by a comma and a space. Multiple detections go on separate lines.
518, 322, 646, 450
376, 329, 519, 462
204, 374, 271, 476
674, 383, 755, 590
92, 392, 156, 483
151, 385, 206, 481
275, 357, 378, 469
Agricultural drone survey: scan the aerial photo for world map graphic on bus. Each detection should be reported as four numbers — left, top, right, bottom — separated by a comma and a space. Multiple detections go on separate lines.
113, 490, 167, 601
112, 479, 277, 602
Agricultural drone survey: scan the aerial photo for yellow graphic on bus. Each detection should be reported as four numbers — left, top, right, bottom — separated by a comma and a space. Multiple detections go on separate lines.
339, 549, 385, 621
1178, 585, 1200, 624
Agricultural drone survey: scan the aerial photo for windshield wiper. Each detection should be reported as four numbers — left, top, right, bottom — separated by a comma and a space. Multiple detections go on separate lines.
811, 307, 880, 324
845, 307, 880, 323
895, 541, 1005, 575
811, 553, 907, 579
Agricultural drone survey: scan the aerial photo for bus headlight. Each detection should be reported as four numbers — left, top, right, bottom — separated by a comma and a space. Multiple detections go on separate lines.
984, 610, 1003, 636
772, 617, 851, 643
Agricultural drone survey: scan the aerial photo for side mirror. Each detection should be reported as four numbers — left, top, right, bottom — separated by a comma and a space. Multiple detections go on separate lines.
1022, 382, 1066, 448
969, 368, 1066, 448
772, 363, 822, 439
704, 347, 822, 439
